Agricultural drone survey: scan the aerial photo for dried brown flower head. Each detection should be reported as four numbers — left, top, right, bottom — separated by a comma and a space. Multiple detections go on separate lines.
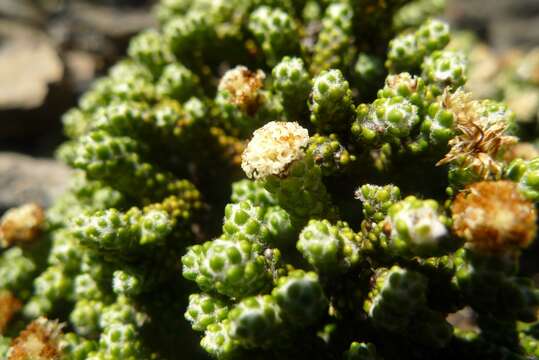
438, 89, 477, 125
218, 66, 265, 116
436, 90, 517, 179
8, 317, 64, 360
0, 203, 45, 248
0, 291, 22, 334
452, 180, 537, 253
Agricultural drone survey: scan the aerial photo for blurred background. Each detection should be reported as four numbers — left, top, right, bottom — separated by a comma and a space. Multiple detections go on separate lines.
0, 0, 538, 214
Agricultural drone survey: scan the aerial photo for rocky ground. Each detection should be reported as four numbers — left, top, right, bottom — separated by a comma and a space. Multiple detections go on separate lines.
0, 0, 157, 212
0, 0, 537, 212
447, 0, 539, 49
0, 0, 155, 155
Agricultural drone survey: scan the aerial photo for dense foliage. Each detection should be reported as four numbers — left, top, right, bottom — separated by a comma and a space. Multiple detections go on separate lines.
2, 0, 539, 359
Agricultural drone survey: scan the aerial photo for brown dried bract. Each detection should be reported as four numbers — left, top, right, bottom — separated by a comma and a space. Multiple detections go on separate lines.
437, 90, 517, 179
439, 89, 477, 125
0, 203, 45, 248
219, 66, 265, 116
452, 180, 537, 253
9, 317, 64, 360
0, 291, 22, 334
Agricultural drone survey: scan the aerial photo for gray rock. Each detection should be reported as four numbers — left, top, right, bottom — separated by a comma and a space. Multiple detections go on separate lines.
0, 152, 71, 212
64, 50, 100, 93
0, 20, 63, 110
70, 1, 156, 39
447, 0, 539, 51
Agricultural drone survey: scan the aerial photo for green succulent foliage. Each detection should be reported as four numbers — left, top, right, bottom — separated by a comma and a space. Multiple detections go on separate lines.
156, 63, 201, 101
164, 11, 214, 59
227, 295, 283, 348
62, 333, 99, 360
200, 320, 238, 359
272, 270, 328, 324
506, 158, 539, 201
272, 56, 311, 119
185, 293, 230, 331
310, 69, 355, 134
248, 6, 301, 66
182, 237, 272, 298
260, 154, 336, 223
393, 0, 446, 30
355, 184, 401, 222
382, 196, 452, 258
310, 2, 354, 74
352, 95, 421, 146
128, 29, 171, 75
230, 179, 276, 207
344, 342, 380, 360
353, 53, 385, 98
0, 247, 37, 296
96, 323, 147, 359
386, 33, 422, 74
377, 72, 427, 108
422, 50, 468, 93
297, 219, 361, 274
72, 208, 174, 252
415, 19, 451, 54
386, 18, 450, 74
222, 201, 271, 246
364, 266, 429, 332
418, 98, 457, 148
307, 133, 355, 175
3, 1, 539, 359
70, 299, 105, 337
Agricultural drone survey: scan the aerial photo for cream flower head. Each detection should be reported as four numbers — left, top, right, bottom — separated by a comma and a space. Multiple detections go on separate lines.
241, 121, 309, 179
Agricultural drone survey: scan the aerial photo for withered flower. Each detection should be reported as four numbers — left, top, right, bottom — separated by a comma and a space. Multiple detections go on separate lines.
0, 203, 45, 248
452, 180, 537, 253
218, 66, 265, 116
436, 90, 517, 179
0, 291, 22, 334
8, 317, 64, 360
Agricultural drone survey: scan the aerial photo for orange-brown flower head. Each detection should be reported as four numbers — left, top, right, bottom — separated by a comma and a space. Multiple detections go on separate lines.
8, 317, 64, 360
452, 180, 537, 253
0, 203, 45, 248
0, 291, 22, 334
218, 66, 265, 116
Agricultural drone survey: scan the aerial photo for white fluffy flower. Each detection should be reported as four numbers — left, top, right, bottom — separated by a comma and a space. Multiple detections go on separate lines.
241, 121, 309, 179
